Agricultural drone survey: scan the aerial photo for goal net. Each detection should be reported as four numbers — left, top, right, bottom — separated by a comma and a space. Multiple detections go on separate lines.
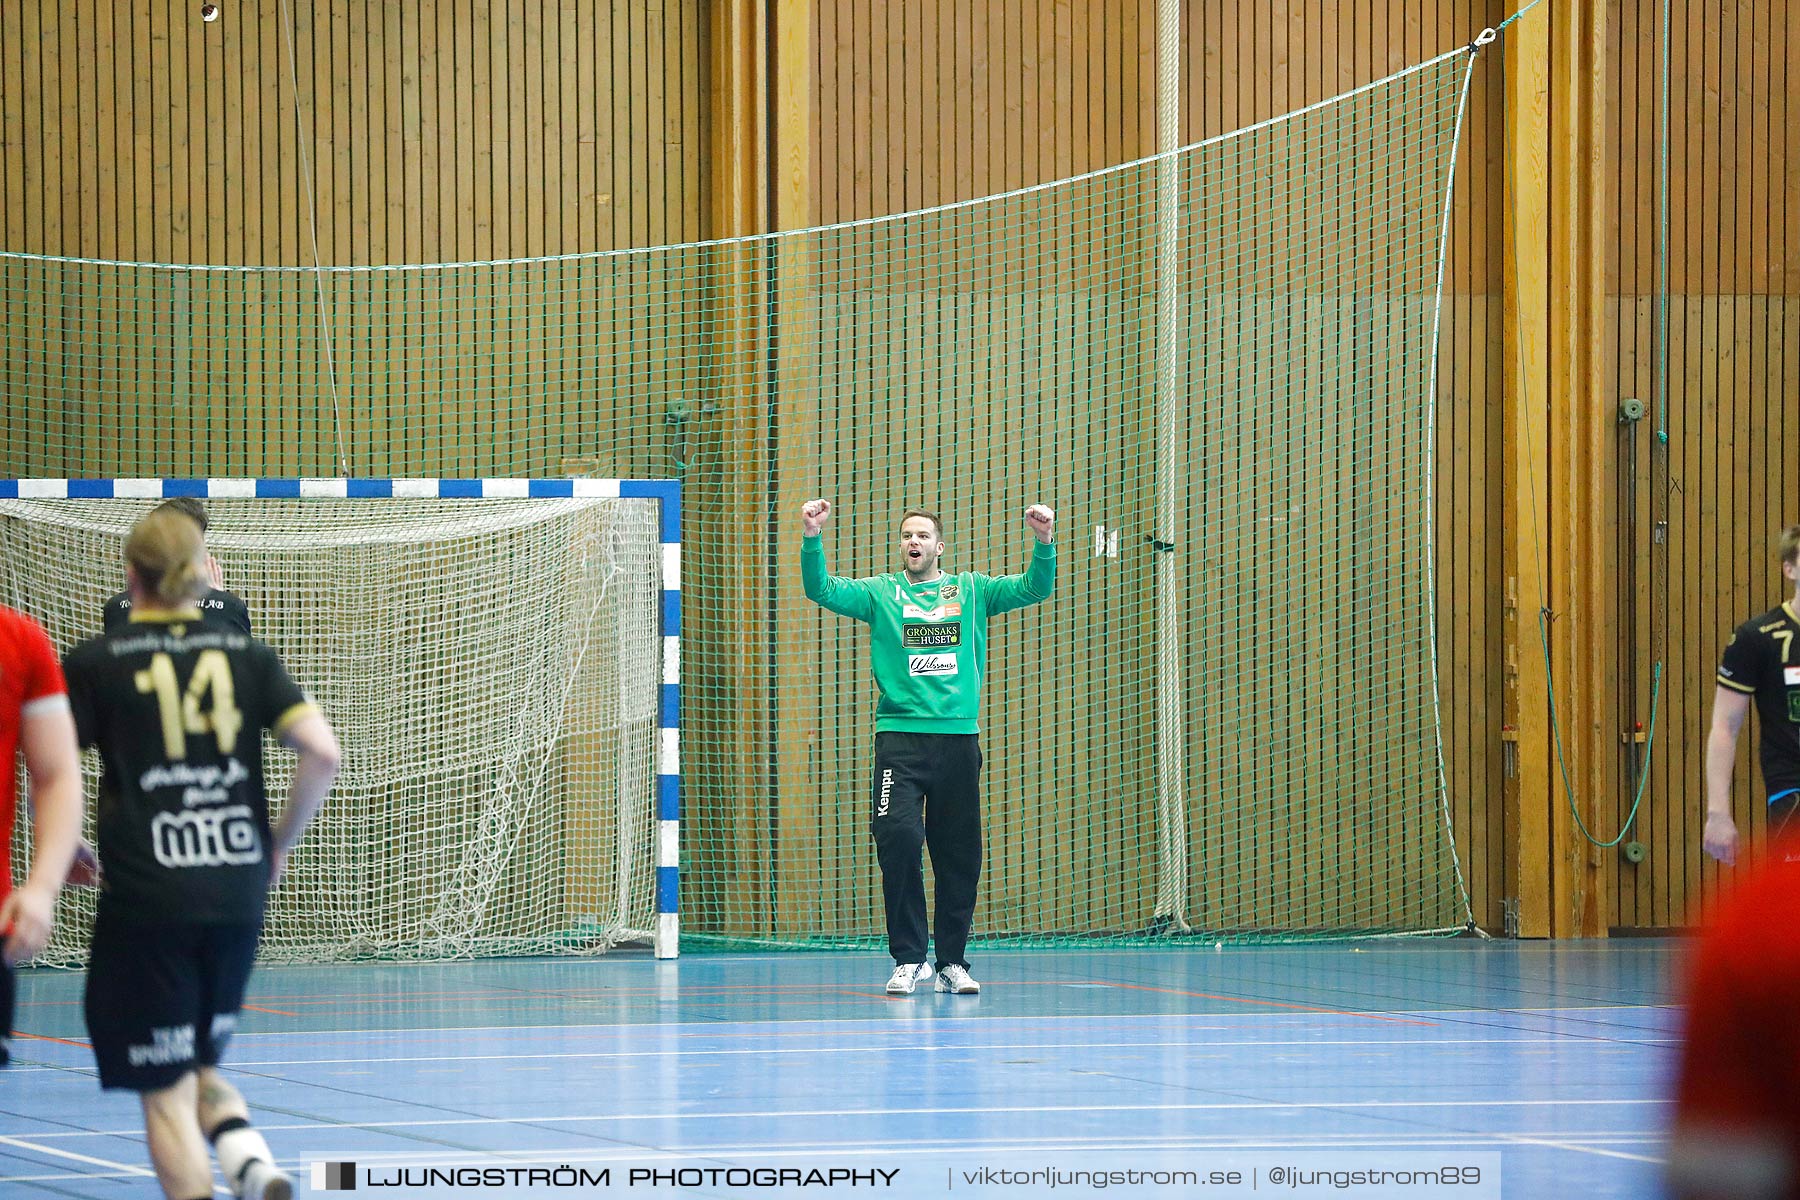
2, 483, 675, 964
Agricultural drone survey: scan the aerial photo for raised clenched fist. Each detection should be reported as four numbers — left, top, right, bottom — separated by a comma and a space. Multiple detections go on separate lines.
1024, 504, 1055, 542
801, 499, 833, 536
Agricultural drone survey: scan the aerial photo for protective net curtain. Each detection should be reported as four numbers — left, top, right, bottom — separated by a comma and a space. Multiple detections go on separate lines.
2, 44, 1480, 951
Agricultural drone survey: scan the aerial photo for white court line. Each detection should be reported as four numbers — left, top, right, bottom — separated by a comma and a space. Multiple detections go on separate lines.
0, 1170, 152, 1184
0, 1134, 1671, 1182
0, 1133, 170, 1183
1497, 1135, 1665, 1165
19, 1128, 1674, 1150
628, 945, 1680, 963
262, 1134, 1675, 1163
0, 1026, 1679, 1076
12, 1003, 1667, 1043
0, 1036, 1656, 1072
10, 1129, 1670, 1151
193, 1033, 1678, 1069
8, 1095, 1679, 1142
1457, 1004, 1675, 1014
297, 1131, 1670, 1156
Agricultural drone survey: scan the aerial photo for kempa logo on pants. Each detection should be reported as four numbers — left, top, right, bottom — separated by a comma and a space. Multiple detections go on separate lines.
877, 768, 894, 817
313, 1162, 357, 1191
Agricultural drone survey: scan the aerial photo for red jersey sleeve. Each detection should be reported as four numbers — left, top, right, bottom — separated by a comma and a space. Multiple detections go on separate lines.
11, 609, 69, 712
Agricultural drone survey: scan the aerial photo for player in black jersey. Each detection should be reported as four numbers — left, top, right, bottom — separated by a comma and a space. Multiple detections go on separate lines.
1705, 524, 1800, 865
63, 509, 340, 1200
101, 498, 253, 635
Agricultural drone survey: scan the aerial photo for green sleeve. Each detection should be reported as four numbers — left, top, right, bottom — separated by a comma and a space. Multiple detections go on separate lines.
982, 541, 1057, 616
801, 535, 875, 622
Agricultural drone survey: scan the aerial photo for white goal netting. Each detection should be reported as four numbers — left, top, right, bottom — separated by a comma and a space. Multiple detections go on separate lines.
3, 495, 665, 964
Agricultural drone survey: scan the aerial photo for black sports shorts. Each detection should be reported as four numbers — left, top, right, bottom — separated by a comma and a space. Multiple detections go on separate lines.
84, 905, 261, 1092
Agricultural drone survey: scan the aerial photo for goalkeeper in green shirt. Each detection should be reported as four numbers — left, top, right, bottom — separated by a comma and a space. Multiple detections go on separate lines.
801, 498, 1056, 995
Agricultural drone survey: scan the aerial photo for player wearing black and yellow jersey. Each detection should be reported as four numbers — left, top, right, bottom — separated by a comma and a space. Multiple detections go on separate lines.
63, 509, 340, 1200
802, 499, 1055, 996
101, 498, 253, 636
1705, 524, 1800, 865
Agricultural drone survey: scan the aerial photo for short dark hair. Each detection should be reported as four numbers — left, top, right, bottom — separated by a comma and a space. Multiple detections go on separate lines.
1780, 524, 1800, 569
152, 496, 209, 533
899, 508, 942, 539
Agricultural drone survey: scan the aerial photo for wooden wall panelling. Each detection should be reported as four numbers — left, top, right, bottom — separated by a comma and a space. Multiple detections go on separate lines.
1504, 1, 1553, 937
1546, 0, 1612, 937
2, 2, 710, 481
1603, 1, 1800, 931
771, 0, 819, 940
688, 0, 766, 939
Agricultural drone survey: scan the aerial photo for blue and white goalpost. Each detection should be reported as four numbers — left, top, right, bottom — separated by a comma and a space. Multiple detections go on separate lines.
0, 478, 681, 964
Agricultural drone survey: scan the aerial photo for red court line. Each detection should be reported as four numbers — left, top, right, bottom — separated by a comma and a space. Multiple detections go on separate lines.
238, 981, 1431, 1025
1098, 981, 1438, 1026
14, 1030, 90, 1049
240, 990, 889, 1010
249, 988, 598, 1003
246, 980, 1216, 1004
204, 975, 1440, 1032
245, 985, 904, 1004
247, 980, 1445, 1002
223, 994, 902, 1025
647, 992, 897, 1010
190, 1010, 1285, 1055
220, 1023, 1065, 1051
534, 993, 888, 1013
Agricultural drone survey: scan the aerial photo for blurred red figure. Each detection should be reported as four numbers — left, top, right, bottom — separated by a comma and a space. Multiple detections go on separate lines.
1669, 833, 1800, 1200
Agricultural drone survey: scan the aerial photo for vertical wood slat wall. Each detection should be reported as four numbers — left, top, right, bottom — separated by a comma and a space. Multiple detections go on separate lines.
1607, 0, 1800, 930
0, 0, 709, 480
0, 1, 708, 266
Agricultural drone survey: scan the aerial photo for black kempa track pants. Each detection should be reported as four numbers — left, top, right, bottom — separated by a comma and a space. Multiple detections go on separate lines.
870, 731, 983, 969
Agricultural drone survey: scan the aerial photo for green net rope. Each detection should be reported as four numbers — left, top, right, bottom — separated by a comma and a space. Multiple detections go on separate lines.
4, 44, 1480, 950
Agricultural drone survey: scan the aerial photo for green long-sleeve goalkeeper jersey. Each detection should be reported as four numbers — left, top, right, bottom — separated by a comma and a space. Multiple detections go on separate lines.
801, 534, 1055, 733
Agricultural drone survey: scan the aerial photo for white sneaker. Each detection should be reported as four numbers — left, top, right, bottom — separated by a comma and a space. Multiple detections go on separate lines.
241, 1160, 293, 1200
936, 964, 981, 994
885, 962, 934, 995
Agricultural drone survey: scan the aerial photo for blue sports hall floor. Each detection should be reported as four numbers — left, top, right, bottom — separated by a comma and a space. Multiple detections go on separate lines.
2, 941, 1680, 1198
